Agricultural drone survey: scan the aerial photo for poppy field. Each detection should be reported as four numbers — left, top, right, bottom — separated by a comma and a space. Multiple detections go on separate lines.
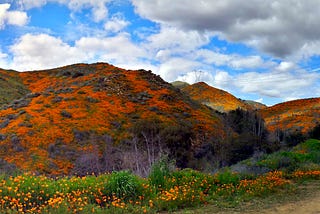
1, 139, 319, 213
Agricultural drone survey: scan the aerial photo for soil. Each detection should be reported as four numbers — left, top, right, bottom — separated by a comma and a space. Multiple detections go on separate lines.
173, 180, 320, 214
261, 181, 320, 214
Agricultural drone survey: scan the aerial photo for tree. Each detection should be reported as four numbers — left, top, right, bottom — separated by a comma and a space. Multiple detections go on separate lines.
309, 124, 320, 139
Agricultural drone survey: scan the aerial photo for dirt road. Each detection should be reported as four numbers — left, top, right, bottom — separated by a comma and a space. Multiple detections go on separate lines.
174, 180, 320, 214
261, 181, 320, 214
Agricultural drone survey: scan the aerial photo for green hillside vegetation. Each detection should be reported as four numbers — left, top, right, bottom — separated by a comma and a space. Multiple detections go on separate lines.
232, 139, 320, 175
0, 69, 30, 106
0, 139, 319, 213
243, 100, 267, 110
171, 81, 190, 89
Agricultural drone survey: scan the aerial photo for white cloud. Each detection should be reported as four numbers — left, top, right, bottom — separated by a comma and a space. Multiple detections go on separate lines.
276, 61, 296, 72
10, 33, 87, 70
16, 0, 47, 9
195, 49, 273, 69
255, 98, 264, 103
0, 49, 9, 68
234, 69, 320, 98
0, 3, 28, 29
147, 26, 211, 54
8, 32, 150, 71
104, 15, 129, 33
213, 71, 232, 88
76, 33, 146, 64
177, 70, 215, 84
18, 0, 110, 22
229, 56, 264, 69
157, 58, 201, 81
132, 0, 320, 59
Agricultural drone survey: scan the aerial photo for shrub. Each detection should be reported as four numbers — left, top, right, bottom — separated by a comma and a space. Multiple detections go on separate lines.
60, 110, 72, 118
105, 171, 143, 201
148, 155, 174, 189
309, 124, 320, 140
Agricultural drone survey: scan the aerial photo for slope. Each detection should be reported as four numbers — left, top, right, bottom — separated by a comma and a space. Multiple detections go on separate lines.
181, 82, 258, 112
0, 63, 224, 175
260, 98, 320, 133
0, 69, 30, 106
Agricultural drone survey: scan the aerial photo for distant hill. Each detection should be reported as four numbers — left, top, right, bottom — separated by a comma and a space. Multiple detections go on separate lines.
179, 81, 319, 135
260, 98, 320, 133
180, 82, 253, 112
0, 63, 225, 175
243, 100, 267, 110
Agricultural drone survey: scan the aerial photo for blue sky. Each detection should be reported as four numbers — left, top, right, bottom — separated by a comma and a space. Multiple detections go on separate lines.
1, 0, 320, 106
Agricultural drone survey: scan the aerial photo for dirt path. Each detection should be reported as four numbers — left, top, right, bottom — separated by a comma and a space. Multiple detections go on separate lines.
263, 197, 320, 214
261, 181, 320, 214
174, 180, 320, 214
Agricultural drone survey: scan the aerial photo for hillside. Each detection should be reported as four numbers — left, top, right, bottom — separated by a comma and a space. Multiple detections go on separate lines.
180, 81, 319, 135
181, 82, 255, 112
0, 63, 224, 175
243, 99, 267, 110
171, 81, 190, 89
0, 69, 30, 106
260, 98, 320, 133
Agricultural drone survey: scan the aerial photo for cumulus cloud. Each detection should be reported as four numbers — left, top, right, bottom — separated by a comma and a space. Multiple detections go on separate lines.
132, 0, 320, 58
195, 49, 273, 69
157, 58, 201, 81
10, 33, 86, 70
0, 3, 28, 29
177, 70, 215, 84
234, 69, 320, 98
147, 26, 211, 54
104, 15, 129, 33
76, 33, 146, 64
8, 32, 147, 71
213, 71, 233, 88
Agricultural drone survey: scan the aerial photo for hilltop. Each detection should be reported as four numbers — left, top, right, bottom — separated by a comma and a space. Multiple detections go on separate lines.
180, 82, 265, 112
260, 98, 320, 133
0, 63, 225, 175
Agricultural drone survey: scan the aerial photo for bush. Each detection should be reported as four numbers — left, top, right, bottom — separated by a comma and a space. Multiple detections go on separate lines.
309, 124, 320, 140
105, 171, 143, 201
148, 155, 174, 189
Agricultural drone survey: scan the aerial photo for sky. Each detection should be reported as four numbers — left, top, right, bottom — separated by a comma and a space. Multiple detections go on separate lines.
1, 0, 320, 106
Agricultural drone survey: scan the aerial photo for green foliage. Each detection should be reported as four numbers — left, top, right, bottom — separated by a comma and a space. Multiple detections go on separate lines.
0, 71, 30, 106
0, 165, 319, 213
309, 124, 320, 140
285, 131, 306, 147
215, 169, 240, 185
148, 155, 173, 189
105, 171, 143, 201
254, 139, 320, 172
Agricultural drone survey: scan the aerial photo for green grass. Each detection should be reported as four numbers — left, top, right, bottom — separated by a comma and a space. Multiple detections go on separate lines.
244, 139, 320, 173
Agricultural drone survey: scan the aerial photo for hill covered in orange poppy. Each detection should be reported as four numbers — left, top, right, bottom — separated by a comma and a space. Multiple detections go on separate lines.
180, 82, 266, 112
178, 81, 319, 138
0, 63, 226, 175
260, 98, 320, 133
